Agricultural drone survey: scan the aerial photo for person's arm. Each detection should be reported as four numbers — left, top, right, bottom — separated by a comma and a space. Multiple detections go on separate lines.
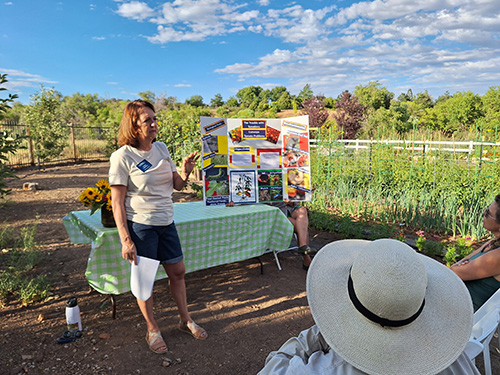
173, 152, 199, 191
451, 247, 500, 281
110, 185, 137, 265
258, 326, 329, 375
452, 241, 491, 267
283, 199, 297, 207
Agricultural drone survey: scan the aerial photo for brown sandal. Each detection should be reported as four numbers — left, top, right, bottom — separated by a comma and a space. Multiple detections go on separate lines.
178, 320, 208, 340
145, 331, 168, 354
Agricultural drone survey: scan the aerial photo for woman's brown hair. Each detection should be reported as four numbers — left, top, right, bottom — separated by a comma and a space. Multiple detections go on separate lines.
495, 194, 500, 224
117, 100, 155, 147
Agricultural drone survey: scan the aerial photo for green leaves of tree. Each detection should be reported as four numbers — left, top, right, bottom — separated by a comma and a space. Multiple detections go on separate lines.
21, 86, 68, 162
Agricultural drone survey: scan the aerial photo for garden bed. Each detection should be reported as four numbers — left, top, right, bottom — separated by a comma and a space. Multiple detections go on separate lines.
0, 162, 497, 375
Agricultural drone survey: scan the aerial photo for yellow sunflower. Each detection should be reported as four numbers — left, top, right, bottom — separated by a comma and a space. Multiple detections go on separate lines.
96, 179, 110, 190
85, 187, 99, 201
79, 180, 112, 215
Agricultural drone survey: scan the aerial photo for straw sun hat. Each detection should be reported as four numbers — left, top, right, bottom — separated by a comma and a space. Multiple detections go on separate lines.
306, 239, 473, 375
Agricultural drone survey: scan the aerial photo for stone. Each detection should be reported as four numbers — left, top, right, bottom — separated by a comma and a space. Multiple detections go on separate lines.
22, 183, 39, 191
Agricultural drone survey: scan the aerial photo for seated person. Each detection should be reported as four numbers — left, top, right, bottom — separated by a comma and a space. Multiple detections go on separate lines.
452, 194, 500, 310
258, 239, 479, 375
270, 201, 316, 270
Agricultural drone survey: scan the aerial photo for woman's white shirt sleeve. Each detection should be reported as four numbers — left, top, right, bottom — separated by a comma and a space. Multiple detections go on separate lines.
258, 325, 480, 375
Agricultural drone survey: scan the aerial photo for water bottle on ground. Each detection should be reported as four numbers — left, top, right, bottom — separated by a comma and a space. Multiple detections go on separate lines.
57, 297, 82, 344
65, 297, 82, 332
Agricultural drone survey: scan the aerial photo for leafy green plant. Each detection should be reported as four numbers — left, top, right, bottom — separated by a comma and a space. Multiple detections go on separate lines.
0, 74, 24, 199
444, 237, 474, 267
309, 133, 498, 241
21, 86, 69, 162
392, 227, 406, 242
0, 221, 50, 306
415, 230, 426, 252
18, 275, 50, 306
189, 182, 203, 199
444, 247, 458, 267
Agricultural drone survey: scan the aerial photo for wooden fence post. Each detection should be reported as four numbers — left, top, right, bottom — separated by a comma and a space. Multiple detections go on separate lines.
26, 125, 35, 166
70, 123, 77, 163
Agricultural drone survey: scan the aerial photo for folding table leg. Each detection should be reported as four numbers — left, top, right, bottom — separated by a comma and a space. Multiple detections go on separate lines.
111, 295, 116, 320
273, 251, 283, 271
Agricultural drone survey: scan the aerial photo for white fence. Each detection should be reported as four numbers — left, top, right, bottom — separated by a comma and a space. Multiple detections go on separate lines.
310, 139, 500, 154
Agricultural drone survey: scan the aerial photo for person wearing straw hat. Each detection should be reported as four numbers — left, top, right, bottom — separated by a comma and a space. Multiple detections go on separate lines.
258, 239, 479, 375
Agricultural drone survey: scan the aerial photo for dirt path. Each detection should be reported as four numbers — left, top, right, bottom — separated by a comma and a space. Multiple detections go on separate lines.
0, 162, 496, 374
0, 163, 341, 375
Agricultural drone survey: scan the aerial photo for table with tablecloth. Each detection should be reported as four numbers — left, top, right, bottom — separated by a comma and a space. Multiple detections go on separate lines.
63, 201, 293, 295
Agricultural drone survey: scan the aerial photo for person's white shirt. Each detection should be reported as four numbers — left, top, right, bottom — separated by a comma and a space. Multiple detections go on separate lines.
258, 325, 480, 375
109, 142, 177, 226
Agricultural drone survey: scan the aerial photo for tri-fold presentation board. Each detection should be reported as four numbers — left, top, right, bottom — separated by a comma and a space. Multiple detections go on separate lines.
200, 116, 311, 206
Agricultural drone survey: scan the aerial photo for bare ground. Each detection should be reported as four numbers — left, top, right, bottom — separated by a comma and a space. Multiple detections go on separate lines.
0, 162, 497, 375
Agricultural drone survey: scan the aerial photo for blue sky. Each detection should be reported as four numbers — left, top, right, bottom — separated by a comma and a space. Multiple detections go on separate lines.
1, 0, 500, 105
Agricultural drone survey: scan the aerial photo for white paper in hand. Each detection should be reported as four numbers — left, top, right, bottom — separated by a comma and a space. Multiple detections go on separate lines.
130, 256, 160, 301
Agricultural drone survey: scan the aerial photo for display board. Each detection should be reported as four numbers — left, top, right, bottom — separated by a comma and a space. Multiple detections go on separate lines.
200, 116, 311, 206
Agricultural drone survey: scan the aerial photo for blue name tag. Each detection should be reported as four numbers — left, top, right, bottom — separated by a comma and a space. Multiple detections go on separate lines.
137, 159, 152, 172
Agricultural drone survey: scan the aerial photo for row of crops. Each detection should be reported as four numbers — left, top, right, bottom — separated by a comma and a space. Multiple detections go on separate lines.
308, 138, 500, 240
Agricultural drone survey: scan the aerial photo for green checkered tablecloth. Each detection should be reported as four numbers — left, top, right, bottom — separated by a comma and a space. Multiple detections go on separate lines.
63, 201, 293, 295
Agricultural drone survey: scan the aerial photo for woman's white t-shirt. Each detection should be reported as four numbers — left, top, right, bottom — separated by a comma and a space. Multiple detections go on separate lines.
109, 142, 178, 226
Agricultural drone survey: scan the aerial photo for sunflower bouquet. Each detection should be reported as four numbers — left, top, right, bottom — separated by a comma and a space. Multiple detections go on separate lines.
78, 179, 112, 214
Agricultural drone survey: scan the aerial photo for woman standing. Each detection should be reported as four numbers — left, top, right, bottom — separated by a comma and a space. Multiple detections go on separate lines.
109, 100, 206, 354
452, 194, 500, 310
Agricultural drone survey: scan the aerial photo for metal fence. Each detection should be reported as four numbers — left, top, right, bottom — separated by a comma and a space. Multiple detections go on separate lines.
1, 122, 111, 168
3, 121, 500, 170
1, 122, 201, 169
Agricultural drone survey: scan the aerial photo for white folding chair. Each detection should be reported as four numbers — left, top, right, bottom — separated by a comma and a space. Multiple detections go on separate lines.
269, 233, 298, 271
471, 288, 500, 375
474, 288, 500, 348
464, 338, 484, 362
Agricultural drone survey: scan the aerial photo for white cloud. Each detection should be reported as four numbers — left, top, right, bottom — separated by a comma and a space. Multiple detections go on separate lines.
148, 26, 206, 43
174, 83, 192, 87
0, 68, 58, 93
118, 0, 259, 43
92, 36, 106, 40
116, 1, 155, 21
106, 82, 119, 85
116, 0, 500, 97
4, 2, 13, 5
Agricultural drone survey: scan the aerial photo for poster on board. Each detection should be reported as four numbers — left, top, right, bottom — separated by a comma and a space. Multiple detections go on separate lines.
200, 116, 311, 206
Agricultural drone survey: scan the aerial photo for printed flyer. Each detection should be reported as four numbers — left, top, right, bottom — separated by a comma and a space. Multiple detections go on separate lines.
200, 116, 311, 206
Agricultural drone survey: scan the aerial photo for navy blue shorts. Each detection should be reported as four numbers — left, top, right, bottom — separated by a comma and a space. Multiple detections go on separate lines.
127, 221, 184, 265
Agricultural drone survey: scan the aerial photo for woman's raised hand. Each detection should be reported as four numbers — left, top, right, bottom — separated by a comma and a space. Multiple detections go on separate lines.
182, 152, 200, 175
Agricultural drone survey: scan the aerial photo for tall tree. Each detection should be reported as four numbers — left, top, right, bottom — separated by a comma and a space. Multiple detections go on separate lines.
210, 93, 224, 108
269, 86, 288, 102
0, 74, 22, 198
61, 92, 103, 127
354, 81, 393, 111
0, 73, 18, 119
274, 91, 293, 111
185, 95, 204, 107
482, 86, 500, 134
333, 91, 365, 139
419, 91, 483, 135
296, 84, 313, 106
302, 95, 329, 129
21, 86, 68, 161
138, 90, 157, 103
236, 86, 262, 108
2, 102, 25, 123
226, 96, 239, 107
